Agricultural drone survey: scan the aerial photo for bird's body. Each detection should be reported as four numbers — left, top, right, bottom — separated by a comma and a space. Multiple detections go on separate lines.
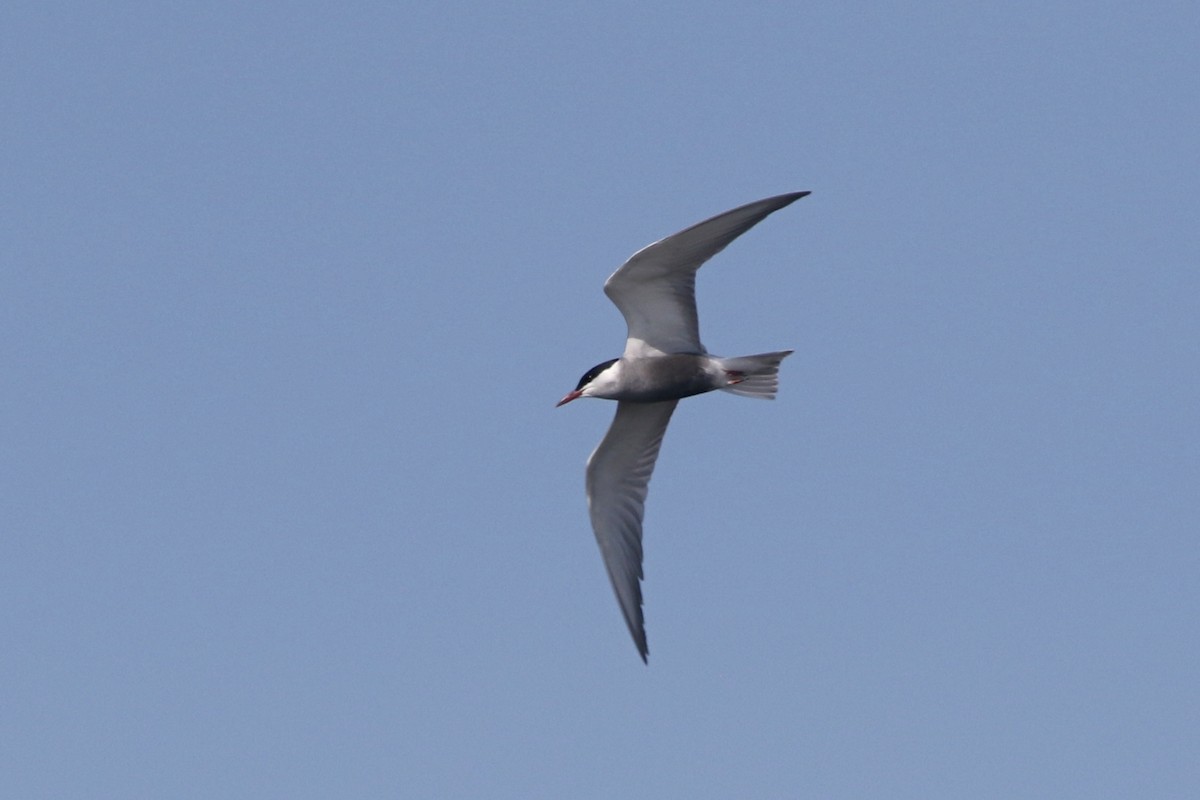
558, 191, 809, 661
573, 354, 726, 402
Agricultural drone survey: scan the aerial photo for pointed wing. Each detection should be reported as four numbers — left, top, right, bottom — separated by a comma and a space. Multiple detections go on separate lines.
604, 191, 810, 358
585, 399, 679, 661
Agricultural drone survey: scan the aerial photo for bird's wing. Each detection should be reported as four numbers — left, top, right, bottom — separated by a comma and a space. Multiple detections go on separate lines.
604, 191, 810, 359
585, 399, 679, 661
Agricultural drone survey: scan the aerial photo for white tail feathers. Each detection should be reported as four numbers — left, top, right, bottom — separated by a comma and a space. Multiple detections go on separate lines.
718, 350, 793, 399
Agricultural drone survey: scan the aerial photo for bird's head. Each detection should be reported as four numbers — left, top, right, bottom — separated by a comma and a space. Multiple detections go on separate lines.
556, 358, 620, 406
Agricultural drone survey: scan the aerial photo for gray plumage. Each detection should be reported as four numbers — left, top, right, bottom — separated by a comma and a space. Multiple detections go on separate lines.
559, 191, 809, 661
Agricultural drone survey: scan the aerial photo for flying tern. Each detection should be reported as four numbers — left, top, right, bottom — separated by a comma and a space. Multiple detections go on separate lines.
557, 191, 809, 661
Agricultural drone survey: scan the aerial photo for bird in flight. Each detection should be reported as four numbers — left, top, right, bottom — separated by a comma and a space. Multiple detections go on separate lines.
557, 191, 809, 661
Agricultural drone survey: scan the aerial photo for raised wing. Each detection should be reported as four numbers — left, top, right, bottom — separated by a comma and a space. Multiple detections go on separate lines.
604, 191, 810, 359
585, 399, 679, 661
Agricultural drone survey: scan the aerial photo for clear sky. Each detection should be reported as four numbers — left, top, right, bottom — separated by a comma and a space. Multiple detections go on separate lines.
3, 2, 1197, 798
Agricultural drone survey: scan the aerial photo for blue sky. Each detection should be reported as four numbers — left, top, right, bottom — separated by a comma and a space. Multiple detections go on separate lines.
3, 2, 1197, 797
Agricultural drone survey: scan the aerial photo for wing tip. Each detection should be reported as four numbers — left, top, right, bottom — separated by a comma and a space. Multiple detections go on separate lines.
626, 601, 650, 663
632, 624, 649, 663
777, 189, 812, 205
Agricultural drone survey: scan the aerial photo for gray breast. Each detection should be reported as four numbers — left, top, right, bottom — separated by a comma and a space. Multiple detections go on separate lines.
617, 355, 721, 402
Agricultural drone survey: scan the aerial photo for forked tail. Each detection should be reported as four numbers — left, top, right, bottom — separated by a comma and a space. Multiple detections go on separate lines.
718, 350, 794, 399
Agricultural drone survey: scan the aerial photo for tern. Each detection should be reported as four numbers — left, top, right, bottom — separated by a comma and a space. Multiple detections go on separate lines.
557, 191, 809, 661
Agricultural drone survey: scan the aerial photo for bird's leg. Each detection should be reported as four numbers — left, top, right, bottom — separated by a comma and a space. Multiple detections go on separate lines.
724, 370, 745, 386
